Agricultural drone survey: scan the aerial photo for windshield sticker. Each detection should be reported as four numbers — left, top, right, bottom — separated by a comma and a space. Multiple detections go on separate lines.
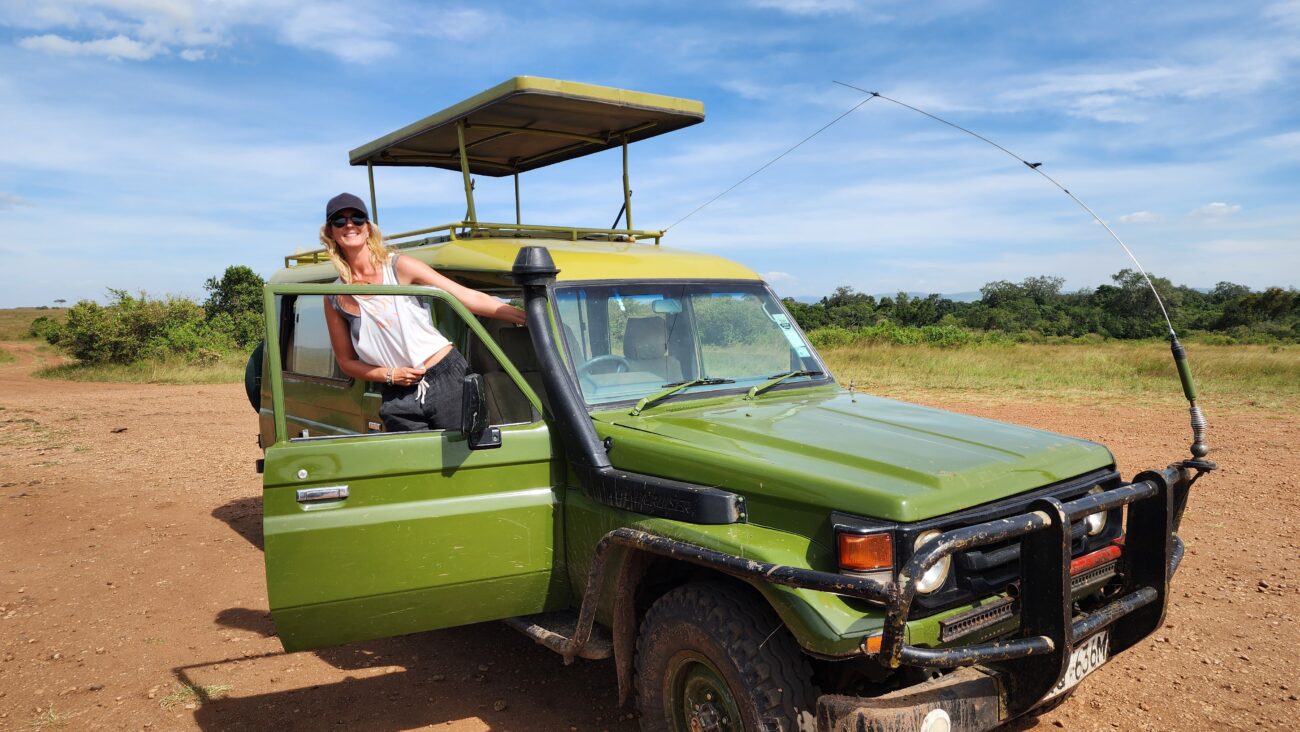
771, 313, 812, 357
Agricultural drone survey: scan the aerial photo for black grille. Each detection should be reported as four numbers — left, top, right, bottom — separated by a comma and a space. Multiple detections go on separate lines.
903, 468, 1123, 619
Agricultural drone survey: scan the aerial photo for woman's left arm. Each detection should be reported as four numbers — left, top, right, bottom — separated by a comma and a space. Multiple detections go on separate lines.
395, 256, 526, 324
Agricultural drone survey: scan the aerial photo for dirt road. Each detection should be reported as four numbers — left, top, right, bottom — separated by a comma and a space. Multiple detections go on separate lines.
1, 340, 1295, 731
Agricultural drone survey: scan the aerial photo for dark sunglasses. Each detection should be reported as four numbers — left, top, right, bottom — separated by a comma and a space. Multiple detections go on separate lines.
329, 214, 368, 228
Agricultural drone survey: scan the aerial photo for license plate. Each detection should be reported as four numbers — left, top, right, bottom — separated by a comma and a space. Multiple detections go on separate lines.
1044, 630, 1109, 700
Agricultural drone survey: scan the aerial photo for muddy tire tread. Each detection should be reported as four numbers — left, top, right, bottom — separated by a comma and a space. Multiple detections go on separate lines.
635, 582, 817, 732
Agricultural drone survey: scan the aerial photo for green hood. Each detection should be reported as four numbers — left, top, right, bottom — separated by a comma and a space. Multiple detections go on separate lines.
596, 387, 1113, 524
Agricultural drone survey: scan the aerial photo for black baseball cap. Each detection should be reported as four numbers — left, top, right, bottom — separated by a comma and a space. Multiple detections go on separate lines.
325, 192, 369, 221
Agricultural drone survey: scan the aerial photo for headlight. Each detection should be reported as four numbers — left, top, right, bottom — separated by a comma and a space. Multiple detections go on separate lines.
1084, 487, 1108, 536
913, 530, 951, 594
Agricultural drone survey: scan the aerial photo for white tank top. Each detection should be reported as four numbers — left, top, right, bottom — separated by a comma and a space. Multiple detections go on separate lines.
331, 254, 451, 369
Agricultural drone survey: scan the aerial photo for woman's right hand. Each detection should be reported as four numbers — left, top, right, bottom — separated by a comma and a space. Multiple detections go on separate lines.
389, 366, 427, 386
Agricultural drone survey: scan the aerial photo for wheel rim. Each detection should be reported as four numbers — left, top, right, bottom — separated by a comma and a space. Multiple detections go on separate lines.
665, 650, 742, 732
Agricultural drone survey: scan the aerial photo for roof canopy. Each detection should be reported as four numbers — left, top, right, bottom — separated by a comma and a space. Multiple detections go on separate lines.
349, 77, 705, 177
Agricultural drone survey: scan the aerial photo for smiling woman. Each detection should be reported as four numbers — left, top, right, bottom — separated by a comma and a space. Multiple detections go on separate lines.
317, 192, 525, 431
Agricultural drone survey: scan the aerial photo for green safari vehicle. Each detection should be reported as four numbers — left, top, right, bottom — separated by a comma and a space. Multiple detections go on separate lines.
250, 78, 1208, 731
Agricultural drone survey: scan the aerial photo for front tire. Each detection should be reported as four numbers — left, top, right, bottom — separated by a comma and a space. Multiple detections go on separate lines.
635, 582, 817, 732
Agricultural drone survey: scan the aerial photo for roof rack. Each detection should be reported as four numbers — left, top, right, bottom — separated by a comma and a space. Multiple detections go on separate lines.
342, 77, 703, 241
350, 77, 702, 175
284, 221, 665, 268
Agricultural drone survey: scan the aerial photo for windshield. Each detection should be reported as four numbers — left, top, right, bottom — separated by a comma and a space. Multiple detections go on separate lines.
554, 282, 828, 407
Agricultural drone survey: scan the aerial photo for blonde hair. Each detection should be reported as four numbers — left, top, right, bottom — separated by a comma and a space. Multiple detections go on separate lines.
319, 220, 391, 283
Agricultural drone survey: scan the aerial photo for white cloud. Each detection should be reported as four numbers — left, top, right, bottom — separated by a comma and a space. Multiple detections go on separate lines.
276, 3, 398, 63
996, 10, 1300, 125
747, 0, 858, 15
1266, 0, 1300, 29
0, 192, 27, 211
4, 1, 498, 64
1119, 211, 1159, 223
418, 8, 497, 41
19, 33, 161, 60
1189, 202, 1242, 218
763, 271, 794, 282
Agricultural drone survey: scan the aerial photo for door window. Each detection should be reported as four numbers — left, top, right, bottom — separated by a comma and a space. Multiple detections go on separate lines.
286, 296, 347, 380
278, 292, 534, 437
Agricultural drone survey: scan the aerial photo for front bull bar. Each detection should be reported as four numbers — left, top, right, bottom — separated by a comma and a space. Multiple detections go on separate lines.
873, 463, 1189, 717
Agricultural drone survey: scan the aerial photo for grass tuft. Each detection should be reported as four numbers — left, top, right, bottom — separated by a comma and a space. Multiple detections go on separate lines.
159, 682, 233, 709
26, 705, 77, 729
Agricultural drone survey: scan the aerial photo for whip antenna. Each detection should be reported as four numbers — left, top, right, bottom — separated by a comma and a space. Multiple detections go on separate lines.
830, 80, 1213, 470
665, 95, 878, 231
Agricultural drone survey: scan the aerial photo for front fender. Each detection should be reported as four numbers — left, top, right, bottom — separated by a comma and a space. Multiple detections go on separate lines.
565, 491, 882, 660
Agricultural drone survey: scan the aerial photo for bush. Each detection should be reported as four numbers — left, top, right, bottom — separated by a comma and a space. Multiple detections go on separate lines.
56, 290, 243, 365
918, 324, 973, 347
204, 266, 265, 348
27, 316, 64, 343
807, 326, 856, 349
807, 322, 1010, 349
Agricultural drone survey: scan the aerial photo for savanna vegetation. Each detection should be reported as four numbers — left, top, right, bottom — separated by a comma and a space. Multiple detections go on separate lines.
783, 271, 1299, 409
24, 266, 264, 383
783, 270, 1300, 347
4, 266, 1295, 404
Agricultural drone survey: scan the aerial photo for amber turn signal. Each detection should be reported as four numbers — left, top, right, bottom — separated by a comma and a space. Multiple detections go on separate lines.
861, 632, 884, 655
838, 532, 894, 572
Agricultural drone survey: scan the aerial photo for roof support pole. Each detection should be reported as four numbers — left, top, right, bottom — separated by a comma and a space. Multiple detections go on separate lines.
367, 162, 378, 225
456, 120, 478, 226
514, 172, 521, 225
621, 135, 633, 234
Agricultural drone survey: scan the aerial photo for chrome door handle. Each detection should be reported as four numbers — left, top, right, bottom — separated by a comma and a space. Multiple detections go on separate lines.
296, 485, 349, 503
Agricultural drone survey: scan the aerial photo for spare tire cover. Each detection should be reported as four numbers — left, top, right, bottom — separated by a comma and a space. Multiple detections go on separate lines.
244, 340, 265, 412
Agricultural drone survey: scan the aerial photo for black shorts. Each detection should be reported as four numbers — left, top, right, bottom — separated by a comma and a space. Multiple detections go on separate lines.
378, 350, 469, 432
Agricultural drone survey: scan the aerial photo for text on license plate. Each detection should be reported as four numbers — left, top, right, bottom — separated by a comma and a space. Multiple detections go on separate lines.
1045, 630, 1109, 701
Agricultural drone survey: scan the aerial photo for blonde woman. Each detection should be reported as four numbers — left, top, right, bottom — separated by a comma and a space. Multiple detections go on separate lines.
321, 193, 525, 431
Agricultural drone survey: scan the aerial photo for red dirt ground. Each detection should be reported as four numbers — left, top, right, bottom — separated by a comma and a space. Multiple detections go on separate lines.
1, 340, 1295, 731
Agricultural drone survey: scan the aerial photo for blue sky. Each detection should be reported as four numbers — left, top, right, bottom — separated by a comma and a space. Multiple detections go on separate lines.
1, 1, 1297, 307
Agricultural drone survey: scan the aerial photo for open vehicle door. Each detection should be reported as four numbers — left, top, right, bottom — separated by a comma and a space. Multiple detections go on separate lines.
260, 283, 564, 651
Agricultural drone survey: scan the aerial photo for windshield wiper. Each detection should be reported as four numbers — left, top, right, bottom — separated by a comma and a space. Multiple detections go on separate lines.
629, 377, 736, 416
746, 370, 825, 399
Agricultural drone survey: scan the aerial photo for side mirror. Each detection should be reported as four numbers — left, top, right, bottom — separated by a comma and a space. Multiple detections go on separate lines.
461, 373, 501, 450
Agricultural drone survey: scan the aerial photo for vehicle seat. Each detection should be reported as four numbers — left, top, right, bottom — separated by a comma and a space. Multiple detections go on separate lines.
475, 322, 548, 424
623, 317, 683, 383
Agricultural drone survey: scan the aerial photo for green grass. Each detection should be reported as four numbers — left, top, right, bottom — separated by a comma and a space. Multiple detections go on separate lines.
36, 352, 247, 385
0, 307, 67, 340
822, 342, 1300, 411
0, 345, 13, 364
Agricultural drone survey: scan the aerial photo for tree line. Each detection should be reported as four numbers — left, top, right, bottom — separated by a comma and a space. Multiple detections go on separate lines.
782, 270, 1299, 344
24, 266, 1296, 368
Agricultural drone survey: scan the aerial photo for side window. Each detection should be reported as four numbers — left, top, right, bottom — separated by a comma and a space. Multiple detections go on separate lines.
555, 289, 594, 363
287, 296, 348, 380
278, 291, 536, 438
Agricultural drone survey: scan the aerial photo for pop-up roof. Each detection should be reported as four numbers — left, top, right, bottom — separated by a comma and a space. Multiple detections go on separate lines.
349, 76, 705, 176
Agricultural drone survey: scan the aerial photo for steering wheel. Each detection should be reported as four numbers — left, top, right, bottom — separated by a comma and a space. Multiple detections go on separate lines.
577, 354, 632, 378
